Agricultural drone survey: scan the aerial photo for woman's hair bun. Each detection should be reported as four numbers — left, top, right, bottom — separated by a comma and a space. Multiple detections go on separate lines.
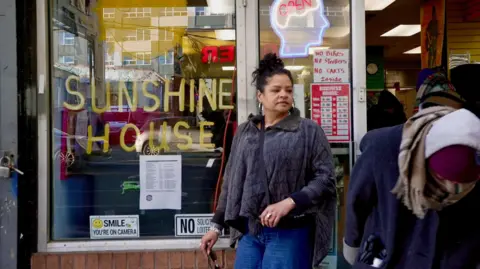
252, 53, 293, 92
258, 53, 285, 74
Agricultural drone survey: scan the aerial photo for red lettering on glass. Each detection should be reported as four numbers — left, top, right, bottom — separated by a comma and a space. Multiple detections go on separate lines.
201, 46, 235, 64
201, 46, 218, 63
219, 46, 235, 63
279, 0, 313, 16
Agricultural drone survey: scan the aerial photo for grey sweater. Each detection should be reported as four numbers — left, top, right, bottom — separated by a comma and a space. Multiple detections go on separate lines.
211, 109, 337, 267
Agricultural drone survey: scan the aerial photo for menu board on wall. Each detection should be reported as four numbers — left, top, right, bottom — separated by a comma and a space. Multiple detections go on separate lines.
311, 83, 351, 143
313, 49, 350, 83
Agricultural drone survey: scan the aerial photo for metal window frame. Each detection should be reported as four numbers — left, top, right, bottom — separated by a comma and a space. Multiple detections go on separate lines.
236, 0, 259, 122
37, 0, 248, 252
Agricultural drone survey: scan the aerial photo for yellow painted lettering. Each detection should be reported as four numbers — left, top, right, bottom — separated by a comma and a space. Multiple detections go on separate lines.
91, 78, 111, 114
142, 80, 160, 112
199, 79, 217, 112
118, 81, 137, 112
219, 79, 235, 110
148, 121, 170, 152
199, 121, 215, 149
63, 75, 85, 110
189, 79, 195, 113
87, 124, 110, 154
120, 123, 140, 152
164, 79, 185, 112
173, 121, 192, 150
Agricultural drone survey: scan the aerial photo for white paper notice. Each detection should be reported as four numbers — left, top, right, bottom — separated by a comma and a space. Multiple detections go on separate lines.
139, 155, 182, 210
313, 49, 350, 83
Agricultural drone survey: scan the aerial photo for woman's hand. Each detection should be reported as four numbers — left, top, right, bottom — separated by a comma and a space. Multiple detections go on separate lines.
259, 198, 296, 227
200, 230, 219, 257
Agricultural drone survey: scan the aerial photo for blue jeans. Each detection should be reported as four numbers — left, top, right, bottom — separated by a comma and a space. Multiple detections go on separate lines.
234, 226, 312, 269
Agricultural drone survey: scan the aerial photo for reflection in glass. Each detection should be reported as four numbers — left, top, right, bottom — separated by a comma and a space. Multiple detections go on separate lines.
50, 2, 237, 240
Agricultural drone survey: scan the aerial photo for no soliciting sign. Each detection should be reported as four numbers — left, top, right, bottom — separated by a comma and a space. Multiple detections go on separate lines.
175, 214, 223, 237
90, 215, 139, 239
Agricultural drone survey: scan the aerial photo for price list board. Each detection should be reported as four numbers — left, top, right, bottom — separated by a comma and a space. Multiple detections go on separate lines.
310, 83, 351, 143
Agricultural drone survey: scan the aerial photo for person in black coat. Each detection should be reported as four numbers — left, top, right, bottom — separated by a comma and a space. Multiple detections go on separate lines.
367, 90, 407, 131
344, 108, 480, 269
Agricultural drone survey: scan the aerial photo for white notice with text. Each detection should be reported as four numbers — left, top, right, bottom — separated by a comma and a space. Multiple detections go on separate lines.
140, 155, 182, 210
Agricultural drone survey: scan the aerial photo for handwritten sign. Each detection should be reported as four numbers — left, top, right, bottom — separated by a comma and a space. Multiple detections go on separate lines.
311, 83, 351, 143
313, 49, 349, 83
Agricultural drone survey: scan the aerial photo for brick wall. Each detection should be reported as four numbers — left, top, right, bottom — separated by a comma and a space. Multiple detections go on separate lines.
31, 250, 236, 269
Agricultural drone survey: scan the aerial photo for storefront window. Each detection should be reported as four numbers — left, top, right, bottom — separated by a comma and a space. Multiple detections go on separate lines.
259, 0, 351, 267
50, 1, 237, 240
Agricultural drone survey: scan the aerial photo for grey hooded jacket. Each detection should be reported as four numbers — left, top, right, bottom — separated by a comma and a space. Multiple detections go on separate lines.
211, 108, 337, 267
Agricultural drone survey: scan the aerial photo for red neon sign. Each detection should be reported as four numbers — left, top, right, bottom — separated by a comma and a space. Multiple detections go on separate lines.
201, 46, 235, 64
279, 0, 313, 16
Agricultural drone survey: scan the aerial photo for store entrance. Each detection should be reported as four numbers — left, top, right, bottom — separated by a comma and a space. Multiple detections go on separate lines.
363, 0, 422, 133
254, 1, 356, 268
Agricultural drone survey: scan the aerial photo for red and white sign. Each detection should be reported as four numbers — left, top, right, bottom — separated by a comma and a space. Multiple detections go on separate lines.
311, 83, 350, 143
313, 49, 349, 83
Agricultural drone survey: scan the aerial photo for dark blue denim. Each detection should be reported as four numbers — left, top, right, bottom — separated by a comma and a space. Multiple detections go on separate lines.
234, 226, 312, 269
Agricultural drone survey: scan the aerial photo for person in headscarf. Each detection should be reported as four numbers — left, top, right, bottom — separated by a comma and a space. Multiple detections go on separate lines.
343, 107, 480, 268
414, 71, 465, 113
416, 68, 436, 91
367, 90, 407, 131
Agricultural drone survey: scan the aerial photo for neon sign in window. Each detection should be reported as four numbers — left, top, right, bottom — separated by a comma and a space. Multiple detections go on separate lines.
270, 0, 330, 58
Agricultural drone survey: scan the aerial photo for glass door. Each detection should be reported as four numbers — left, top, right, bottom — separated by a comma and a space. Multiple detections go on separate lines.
244, 0, 368, 268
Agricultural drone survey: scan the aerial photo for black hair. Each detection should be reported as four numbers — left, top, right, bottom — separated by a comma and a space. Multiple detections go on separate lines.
251, 53, 294, 93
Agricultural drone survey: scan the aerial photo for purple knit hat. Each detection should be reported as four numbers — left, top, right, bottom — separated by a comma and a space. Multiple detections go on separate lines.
428, 146, 480, 183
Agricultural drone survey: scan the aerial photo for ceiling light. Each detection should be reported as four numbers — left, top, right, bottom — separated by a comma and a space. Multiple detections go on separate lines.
215, 30, 236, 41
285, 66, 304, 71
222, 66, 235, 71
308, 46, 330, 55
365, 0, 395, 11
381, 25, 421, 37
404, 46, 421, 54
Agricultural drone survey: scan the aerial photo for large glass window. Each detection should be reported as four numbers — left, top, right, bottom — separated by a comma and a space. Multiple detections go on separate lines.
50, 1, 237, 240
259, 0, 351, 267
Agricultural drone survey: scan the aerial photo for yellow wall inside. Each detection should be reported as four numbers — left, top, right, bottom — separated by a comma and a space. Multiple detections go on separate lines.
447, 0, 480, 62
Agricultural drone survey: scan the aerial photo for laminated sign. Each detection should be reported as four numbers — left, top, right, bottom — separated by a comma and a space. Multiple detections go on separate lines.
90, 215, 139, 239
175, 214, 223, 237
311, 83, 351, 143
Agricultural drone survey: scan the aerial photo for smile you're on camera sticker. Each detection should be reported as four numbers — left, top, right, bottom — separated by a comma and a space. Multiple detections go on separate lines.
90, 215, 140, 239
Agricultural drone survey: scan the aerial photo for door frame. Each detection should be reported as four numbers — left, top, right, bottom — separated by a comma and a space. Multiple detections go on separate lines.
236, 0, 259, 121
351, 0, 368, 156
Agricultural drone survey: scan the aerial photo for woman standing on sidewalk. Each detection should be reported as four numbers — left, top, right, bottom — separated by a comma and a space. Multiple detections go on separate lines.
199, 53, 336, 269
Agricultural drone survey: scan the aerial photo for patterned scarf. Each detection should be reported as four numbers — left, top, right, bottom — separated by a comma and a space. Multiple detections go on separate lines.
414, 73, 464, 113
392, 106, 476, 219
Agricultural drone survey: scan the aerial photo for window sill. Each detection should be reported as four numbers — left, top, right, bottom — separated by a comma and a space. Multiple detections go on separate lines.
45, 238, 231, 253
